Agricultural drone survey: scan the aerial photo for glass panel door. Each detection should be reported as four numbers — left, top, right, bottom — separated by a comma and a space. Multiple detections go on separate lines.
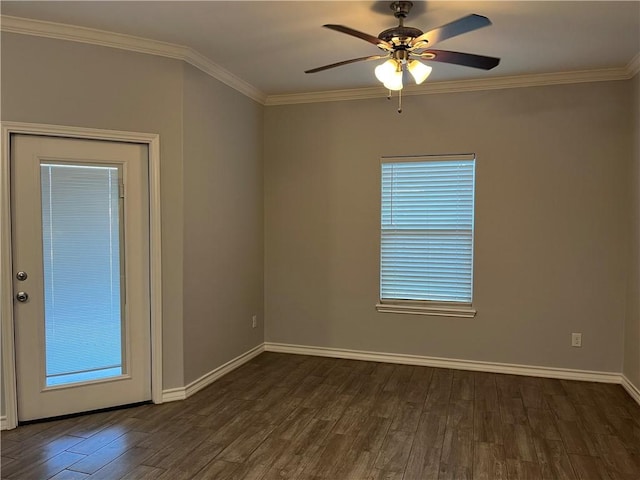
40, 163, 125, 387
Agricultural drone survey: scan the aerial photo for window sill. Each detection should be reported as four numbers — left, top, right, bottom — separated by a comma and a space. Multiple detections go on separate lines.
375, 302, 477, 318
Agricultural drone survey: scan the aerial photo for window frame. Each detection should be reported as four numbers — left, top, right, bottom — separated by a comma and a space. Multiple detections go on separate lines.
376, 153, 477, 318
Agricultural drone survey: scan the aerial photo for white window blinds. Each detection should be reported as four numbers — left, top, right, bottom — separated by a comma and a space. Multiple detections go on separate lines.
380, 154, 475, 304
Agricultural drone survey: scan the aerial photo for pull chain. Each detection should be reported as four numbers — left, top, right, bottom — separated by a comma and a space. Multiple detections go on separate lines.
397, 88, 402, 114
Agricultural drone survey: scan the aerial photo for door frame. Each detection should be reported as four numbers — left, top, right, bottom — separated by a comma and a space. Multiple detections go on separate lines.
1, 122, 163, 430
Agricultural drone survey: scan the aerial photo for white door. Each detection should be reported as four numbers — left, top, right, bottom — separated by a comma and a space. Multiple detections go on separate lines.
11, 134, 151, 421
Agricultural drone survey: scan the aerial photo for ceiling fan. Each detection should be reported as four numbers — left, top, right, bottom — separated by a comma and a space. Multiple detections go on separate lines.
305, 1, 500, 111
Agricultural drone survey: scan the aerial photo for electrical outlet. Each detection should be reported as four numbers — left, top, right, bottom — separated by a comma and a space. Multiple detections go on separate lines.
571, 333, 582, 347
252, 315, 257, 328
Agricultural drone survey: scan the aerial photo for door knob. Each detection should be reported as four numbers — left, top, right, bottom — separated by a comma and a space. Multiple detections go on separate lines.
16, 292, 29, 302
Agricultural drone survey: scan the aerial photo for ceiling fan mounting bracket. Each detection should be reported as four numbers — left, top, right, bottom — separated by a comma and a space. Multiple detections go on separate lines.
390, 1, 413, 19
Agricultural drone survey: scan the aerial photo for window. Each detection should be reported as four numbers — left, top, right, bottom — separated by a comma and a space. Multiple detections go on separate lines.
377, 154, 476, 317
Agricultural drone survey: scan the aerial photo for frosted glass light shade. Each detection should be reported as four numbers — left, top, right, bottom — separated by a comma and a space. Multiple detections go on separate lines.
375, 59, 397, 83
383, 69, 403, 91
408, 60, 432, 85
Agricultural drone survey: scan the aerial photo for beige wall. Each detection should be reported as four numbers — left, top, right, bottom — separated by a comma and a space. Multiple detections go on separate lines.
264, 81, 632, 373
1, 32, 186, 392
182, 64, 264, 385
624, 72, 640, 389
1, 33, 266, 415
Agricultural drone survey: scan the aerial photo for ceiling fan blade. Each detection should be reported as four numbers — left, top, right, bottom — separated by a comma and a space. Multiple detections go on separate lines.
323, 24, 393, 51
419, 50, 500, 70
410, 14, 492, 48
305, 55, 387, 74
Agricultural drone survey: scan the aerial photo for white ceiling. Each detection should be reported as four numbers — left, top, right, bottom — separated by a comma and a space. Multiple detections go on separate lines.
1, 1, 639, 96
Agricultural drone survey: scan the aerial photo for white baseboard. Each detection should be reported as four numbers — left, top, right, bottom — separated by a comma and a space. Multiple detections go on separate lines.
161, 343, 265, 402
1, 415, 7, 430
158, 341, 639, 407
263, 342, 622, 385
621, 375, 640, 405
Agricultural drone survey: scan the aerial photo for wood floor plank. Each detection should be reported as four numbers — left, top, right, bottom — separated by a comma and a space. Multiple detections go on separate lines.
88, 446, 156, 480
502, 424, 537, 462
231, 436, 291, 480
439, 399, 474, 479
547, 394, 579, 421
374, 429, 414, 473
370, 363, 396, 385
451, 370, 474, 402
217, 420, 276, 463
561, 380, 598, 406
568, 454, 612, 480
300, 433, 354, 479
383, 364, 414, 393
574, 403, 615, 436
142, 429, 222, 470
403, 366, 433, 405
556, 420, 599, 456
47, 469, 90, 479
390, 401, 423, 433
8, 433, 85, 462
520, 384, 545, 409
424, 369, 453, 411
370, 389, 402, 419
143, 438, 222, 479
369, 467, 404, 480
594, 434, 640, 476
337, 449, 375, 480
540, 378, 567, 396
474, 378, 499, 414
333, 417, 391, 480
473, 442, 507, 480
190, 459, 239, 480
289, 417, 335, 458
474, 410, 503, 444
120, 464, 165, 480
403, 412, 447, 480
527, 407, 562, 441
67, 420, 138, 455
532, 436, 577, 480
495, 375, 522, 400
4, 451, 85, 480
68, 430, 149, 474
499, 396, 528, 425
349, 414, 391, 456
2, 352, 638, 480
605, 414, 640, 454
505, 459, 542, 479
316, 393, 353, 422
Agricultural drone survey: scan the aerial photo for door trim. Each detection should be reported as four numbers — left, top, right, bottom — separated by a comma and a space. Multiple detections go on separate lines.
1, 122, 163, 430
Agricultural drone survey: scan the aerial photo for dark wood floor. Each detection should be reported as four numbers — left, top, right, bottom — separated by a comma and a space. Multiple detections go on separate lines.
1, 353, 639, 479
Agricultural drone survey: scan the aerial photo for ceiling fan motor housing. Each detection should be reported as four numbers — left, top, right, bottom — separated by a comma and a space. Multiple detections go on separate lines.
378, 26, 424, 44
381, 2, 423, 45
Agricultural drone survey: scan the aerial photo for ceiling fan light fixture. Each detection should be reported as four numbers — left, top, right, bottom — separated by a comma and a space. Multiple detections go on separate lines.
383, 69, 403, 91
374, 59, 398, 83
408, 59, 432, 84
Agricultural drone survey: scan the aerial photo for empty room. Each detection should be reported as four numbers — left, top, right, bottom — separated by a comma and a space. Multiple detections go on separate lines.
1, 1, 639, 479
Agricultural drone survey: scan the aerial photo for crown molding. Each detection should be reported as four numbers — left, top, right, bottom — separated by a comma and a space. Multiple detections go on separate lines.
265, 66, 635, 106
0, 15, 267, 104
2, 15, 636, 107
